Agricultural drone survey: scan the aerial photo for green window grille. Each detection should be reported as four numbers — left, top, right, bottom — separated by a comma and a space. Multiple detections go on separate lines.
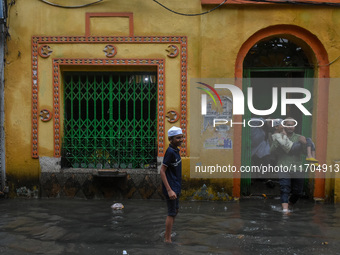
62, 72, 158, 169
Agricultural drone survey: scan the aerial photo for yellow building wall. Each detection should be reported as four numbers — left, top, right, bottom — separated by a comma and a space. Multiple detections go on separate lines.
4, 0, 340, 200
199, 5, 340, 200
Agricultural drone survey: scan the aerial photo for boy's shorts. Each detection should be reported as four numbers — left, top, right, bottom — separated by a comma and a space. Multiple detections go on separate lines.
166, 194, 180, 216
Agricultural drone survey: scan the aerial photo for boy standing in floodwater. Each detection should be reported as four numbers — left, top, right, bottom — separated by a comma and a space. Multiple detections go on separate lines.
160, 126, 183, 243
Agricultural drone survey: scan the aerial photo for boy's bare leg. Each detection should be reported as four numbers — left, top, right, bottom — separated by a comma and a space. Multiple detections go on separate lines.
306, 146, 313, 159
282, 202, 289, 212
306, 146, 318, 165
165, 216, 175, 243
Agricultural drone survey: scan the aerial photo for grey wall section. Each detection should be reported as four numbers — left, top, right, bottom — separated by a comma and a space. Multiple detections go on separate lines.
38, 157, 164, 199
0, 22, 5, 191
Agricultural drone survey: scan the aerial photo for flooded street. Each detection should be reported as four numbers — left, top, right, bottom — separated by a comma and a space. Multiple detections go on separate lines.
0, 198, 340, 255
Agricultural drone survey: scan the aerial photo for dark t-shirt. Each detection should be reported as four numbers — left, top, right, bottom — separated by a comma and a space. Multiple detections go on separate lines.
162, 145, 182, 196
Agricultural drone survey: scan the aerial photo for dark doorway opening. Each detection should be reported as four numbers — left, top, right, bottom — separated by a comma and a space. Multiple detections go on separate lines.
241, 37, 314, 197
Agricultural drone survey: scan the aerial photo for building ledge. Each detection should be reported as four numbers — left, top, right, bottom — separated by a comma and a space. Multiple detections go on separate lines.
202, 0, 340, 5
43, 167, 158, 175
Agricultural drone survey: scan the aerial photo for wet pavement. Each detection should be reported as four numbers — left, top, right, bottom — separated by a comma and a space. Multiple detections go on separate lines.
0, 198, 340, 255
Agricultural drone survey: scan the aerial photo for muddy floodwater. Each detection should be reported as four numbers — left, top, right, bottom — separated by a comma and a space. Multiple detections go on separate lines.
0, 198, 340, 255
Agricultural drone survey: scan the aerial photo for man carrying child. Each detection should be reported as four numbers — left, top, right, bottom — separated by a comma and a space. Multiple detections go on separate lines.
271, 118, 317, 213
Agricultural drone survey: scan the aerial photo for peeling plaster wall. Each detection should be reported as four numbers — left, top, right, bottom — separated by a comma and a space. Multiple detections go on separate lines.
4, 0, 201, 197
4, 0, 340, 200
0, 21, 5, 191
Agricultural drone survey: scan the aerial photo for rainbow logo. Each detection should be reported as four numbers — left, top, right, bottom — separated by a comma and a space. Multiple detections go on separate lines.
196, 82, 223, 107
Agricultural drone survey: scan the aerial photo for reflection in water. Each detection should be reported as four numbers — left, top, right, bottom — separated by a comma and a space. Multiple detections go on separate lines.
0, 199, 339, 254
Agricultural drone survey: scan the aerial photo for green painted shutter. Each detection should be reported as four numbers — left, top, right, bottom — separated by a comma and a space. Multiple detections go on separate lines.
62, 72, 158, 169
241, 69, 252, 195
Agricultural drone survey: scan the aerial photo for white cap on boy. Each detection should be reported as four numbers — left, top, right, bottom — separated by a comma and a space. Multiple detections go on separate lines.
168, 126, 183, 137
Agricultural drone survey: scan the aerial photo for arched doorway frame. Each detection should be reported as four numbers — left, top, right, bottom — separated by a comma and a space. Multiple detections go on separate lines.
233, 25, 329, 199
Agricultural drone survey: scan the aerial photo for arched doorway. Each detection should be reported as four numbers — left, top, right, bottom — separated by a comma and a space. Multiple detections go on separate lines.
241, 37, 314, 196
233, 25, 329, 199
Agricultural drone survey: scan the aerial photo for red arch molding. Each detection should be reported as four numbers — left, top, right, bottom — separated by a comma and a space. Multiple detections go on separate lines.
233, 25, 329, 200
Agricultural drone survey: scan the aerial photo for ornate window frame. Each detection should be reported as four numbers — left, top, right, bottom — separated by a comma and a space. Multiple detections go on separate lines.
31, 35, 188, 159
